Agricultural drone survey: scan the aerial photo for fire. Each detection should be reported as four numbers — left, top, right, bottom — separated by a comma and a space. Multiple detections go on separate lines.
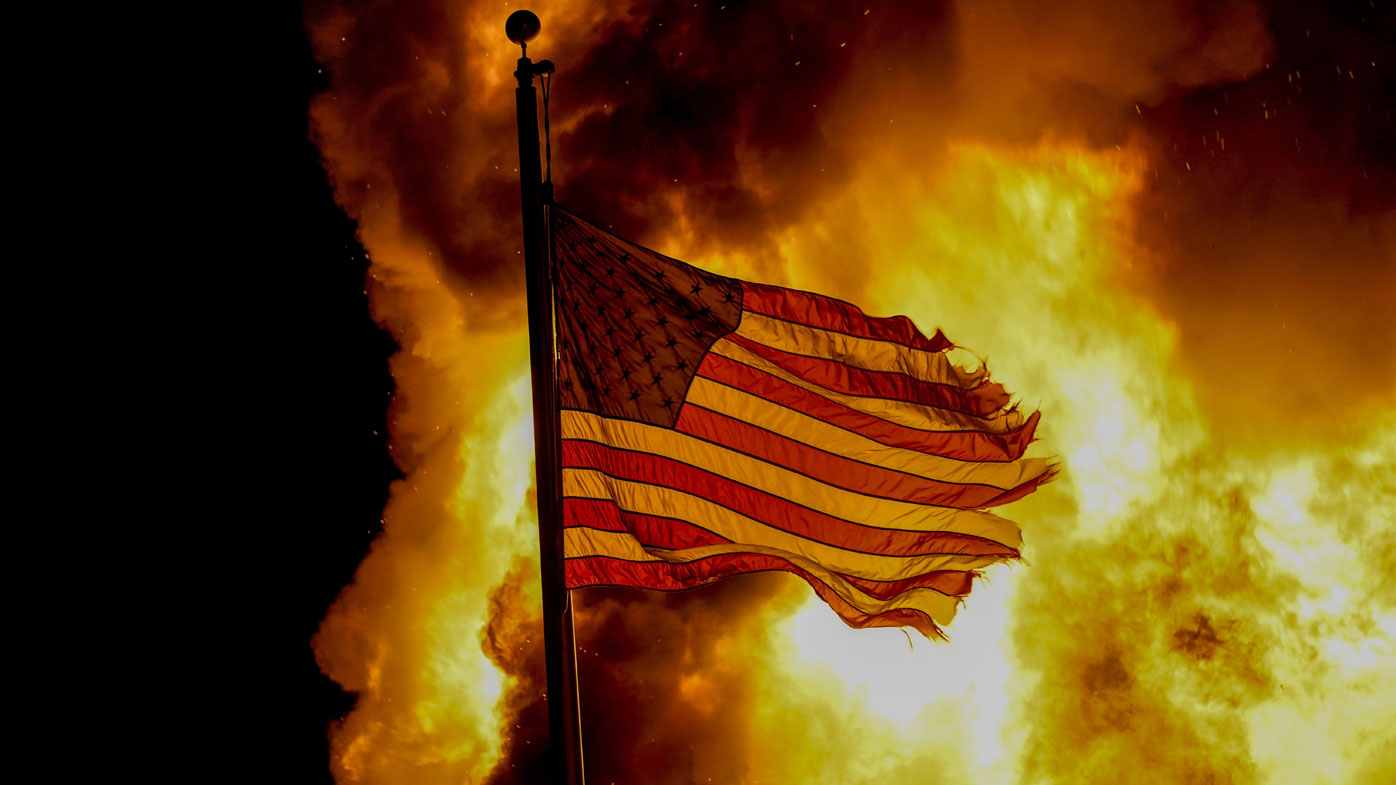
305, 1, 1395, 783
756, 144, 1396, 784
314, 328, 540, 782
757, 143, 1157, 785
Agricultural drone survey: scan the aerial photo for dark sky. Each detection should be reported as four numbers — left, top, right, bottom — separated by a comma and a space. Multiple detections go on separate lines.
263, 6, 393, 781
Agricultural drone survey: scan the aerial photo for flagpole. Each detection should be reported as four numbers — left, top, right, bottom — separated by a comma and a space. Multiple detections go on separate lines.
508, 10, 585, 785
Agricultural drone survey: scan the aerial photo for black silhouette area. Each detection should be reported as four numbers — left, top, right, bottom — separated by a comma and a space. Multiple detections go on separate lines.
553, 207, 742, 428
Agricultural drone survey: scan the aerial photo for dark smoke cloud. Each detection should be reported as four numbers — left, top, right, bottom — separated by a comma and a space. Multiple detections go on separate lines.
306, 0, 527, 328
483, 565, 804, 785
1130, 1, 1396, 445
949, 0, 1274, 144
551, 1, 957, 257
307, 0, 963, 307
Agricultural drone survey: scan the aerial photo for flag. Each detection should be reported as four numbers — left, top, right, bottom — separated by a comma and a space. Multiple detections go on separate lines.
552, 206, 1055, 638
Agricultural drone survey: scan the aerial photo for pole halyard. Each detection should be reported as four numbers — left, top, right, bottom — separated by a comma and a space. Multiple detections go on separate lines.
509, 10, 585, 785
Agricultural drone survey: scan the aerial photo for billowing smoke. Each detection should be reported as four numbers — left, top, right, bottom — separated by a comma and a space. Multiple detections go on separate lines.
305, 1, 1395, 784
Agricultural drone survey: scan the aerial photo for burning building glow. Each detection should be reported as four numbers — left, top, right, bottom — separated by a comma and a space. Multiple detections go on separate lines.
305, 1, 1395, 783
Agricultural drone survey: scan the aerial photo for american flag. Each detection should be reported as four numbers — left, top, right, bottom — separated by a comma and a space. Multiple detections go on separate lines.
552, 206, 1054, 638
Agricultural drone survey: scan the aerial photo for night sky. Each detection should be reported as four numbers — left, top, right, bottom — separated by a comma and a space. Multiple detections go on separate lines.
264, 6, 393, 781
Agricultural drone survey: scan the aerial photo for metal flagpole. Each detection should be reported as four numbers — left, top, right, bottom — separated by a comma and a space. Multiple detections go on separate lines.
507, 10, 585, 785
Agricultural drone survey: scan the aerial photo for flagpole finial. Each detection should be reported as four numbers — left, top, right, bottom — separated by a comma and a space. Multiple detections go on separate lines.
506, 10, 541, 55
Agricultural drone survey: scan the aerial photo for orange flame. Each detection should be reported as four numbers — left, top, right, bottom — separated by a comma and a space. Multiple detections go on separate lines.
305, 1, 1396, 783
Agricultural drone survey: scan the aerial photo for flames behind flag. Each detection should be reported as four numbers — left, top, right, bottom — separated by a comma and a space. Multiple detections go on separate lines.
305, 2, 1396, 784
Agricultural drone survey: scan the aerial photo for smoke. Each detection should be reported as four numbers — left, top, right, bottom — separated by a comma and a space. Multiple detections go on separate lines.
948, 1, 1271, 139
1128, 1, 1396, 446
304, 1, 1396, 783
549, 1, 958, 256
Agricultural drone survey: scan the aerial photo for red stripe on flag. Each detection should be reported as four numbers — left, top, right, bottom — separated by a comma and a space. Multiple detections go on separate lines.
566, 553, 948, 638
740, 281, 953, 353
837, 570, 977, 599
675, 404, 1038, 508
563, 497, 729, 549
561, 440, 1018, 558
697, 353, 1039, 462
725, 332, 1009, 416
